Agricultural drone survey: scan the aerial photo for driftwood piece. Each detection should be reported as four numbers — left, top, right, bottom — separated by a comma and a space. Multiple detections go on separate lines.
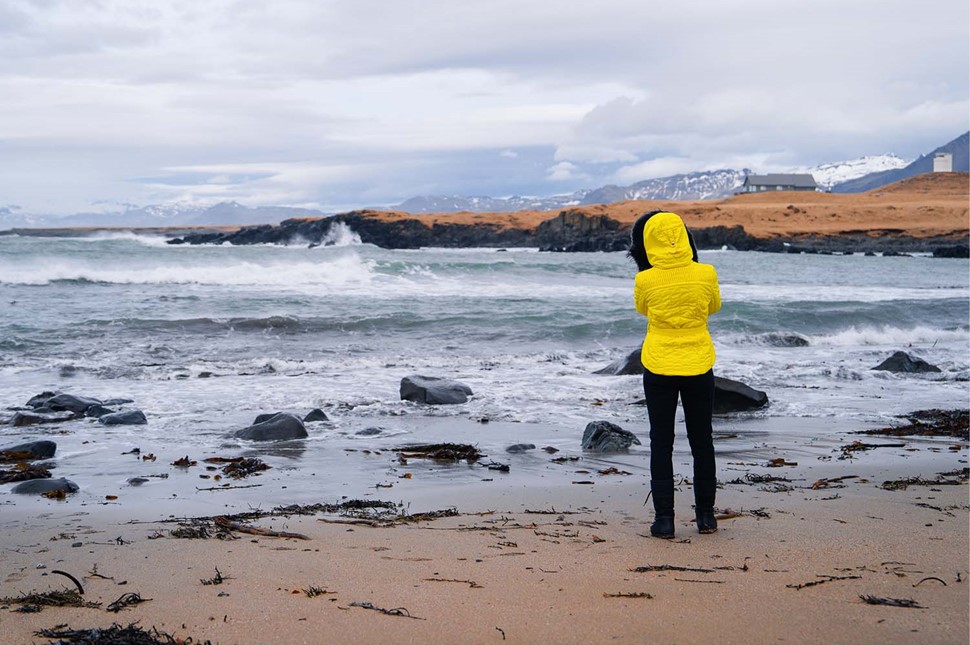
213, 516, 309, 540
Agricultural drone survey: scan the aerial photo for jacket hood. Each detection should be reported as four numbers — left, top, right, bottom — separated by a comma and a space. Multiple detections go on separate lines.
643, 212, 693, 269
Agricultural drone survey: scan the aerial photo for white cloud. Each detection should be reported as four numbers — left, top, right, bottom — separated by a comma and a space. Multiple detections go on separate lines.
0, 0, 966, 213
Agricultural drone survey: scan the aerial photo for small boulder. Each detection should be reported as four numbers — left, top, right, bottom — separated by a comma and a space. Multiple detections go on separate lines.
304, 408, 330, 422
98, 410, 148, 425
26, 391, 59, 408
714, 377, 769, 414
11, 411, 75, 427
254, 412, 285, 425
0, 440, 57, 460
755, 332, 810, 347
234, 413, 308, 441
506, 443, 536, 453
45, 393, 103, 416
581, 421, 641, 452
127, 477, 150, 486
871, 351, 942, 374
356, 427, 382, 436
11, 477, 79, 495
400, 375, 473, 405
85, 404, 117, 418
593, 350, 643, 375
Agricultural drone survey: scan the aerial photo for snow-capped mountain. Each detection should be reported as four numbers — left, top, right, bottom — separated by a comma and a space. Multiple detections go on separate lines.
796, 154, 909, 190
579, 169, 748, 204
396, 192, 592, 214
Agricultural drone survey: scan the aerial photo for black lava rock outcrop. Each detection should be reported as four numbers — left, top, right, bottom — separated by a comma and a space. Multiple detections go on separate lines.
871, 351, 942, 373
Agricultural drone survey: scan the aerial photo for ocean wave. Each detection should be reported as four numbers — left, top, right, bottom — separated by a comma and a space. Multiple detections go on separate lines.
807, 325, 969, 347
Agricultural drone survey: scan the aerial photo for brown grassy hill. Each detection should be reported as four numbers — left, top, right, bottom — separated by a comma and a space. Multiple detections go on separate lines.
370, 172, 969, 240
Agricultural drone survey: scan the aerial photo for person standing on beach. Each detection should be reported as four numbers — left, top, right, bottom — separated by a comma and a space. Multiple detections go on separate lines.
629, 211, 721, 539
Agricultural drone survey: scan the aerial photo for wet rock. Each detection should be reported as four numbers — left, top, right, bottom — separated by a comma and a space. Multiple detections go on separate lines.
871, 351, 942, 374
84, 404, 117, 418
26, 391, 58, 408
505, 443, 536, 453
254, 412, 285, 425
11, 477, 79, 495
756, 332, 810, 347
127, 477, 150, 486
356, 427, 382, 436
581, 421, 641, 452
593, 349, 643, 375
234, 413, 309, 441
933, 244, 970, 258
11, 411, 75, 427
400, 375, 473, 405
44, 393, 103, 415
102, 398, 135, 406
713, 377, 769, 414
98, 410, 148, 425
304, 408, 330, 422
0, 440, 57, 460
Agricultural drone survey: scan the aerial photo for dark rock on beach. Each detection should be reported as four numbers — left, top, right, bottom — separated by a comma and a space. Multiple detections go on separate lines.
713, 377, 769, 414
98, 410, 148, 425
593, 350, 771, 413
871, 351, 942, 373
0, 440, 57, 460
84, 404, 117, 418
42, 393, 103, 415
356, 427, 383, 436
506, 443, 536, 453
581, 421, 641, 452
593, 350, 644, 376
400, 375, 473, 405
254, 412, 285, 425
933, 244, 970, 258
11, 477, 79, 495
234, 413, 309, 441
303, 408, 330, 422
11, 410, 75, 427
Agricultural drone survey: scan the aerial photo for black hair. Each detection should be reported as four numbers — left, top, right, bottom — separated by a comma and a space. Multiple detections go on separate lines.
627, 210, 699, 272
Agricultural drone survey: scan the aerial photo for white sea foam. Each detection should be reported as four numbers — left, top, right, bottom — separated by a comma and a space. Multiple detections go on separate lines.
807, 325, 969, 347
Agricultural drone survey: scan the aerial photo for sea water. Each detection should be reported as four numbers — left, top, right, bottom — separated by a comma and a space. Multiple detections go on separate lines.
0, 231, 967, 515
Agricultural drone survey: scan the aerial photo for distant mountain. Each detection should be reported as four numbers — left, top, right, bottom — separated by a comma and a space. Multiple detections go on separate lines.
831, 132, 968, 193
793, 154, 909, 190
2, 201, 328, 229
396, 192, 592, 214
580, 169, 748, 204
393, 169, 748, 214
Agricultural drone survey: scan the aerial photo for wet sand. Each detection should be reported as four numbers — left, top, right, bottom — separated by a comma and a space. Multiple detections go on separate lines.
1, 416, 967, 644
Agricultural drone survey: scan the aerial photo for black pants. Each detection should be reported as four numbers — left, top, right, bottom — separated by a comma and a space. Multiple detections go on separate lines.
643, 368, 716, 482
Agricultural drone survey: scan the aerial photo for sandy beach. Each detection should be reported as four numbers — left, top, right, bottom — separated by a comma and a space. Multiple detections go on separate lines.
2, 415, 967, 645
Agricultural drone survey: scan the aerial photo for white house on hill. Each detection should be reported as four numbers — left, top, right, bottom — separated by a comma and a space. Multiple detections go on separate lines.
741, 174, 818, 193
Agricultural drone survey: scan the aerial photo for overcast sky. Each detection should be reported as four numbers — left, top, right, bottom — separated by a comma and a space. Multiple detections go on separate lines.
1, 0, 968, 214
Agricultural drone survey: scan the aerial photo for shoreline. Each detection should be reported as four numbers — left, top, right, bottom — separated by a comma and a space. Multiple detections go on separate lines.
2, 413, 967, 644
4, 173, 968, 255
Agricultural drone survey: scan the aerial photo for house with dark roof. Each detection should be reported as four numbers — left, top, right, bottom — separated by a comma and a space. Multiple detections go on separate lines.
741, 173, 818, 193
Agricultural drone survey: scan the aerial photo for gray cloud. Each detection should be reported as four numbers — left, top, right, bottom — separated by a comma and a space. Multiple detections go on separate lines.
0, 0, 966, 214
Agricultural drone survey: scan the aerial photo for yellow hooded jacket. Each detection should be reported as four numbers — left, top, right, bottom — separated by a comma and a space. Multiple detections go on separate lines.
634, 212, 721, 376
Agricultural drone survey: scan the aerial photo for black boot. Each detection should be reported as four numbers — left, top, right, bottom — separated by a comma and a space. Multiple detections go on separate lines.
694, 478, 718, 534
650, 479, 675, 539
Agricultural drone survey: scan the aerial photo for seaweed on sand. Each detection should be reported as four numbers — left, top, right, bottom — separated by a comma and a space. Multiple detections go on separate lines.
34, 623, 210, 644
1, 589, 100, 611
395, 443, 484, 463
0, 461, 51, 484
860, 409, 969, 440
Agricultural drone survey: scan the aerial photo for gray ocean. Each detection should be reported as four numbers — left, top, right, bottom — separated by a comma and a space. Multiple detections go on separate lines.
1, 229, 967, 515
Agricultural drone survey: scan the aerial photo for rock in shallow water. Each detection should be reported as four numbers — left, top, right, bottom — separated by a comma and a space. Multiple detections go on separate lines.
871, 350, 942, 373
581, 421, 641, 452
0, 440, 57, 460
400, 375, 473, 405
234, 413, 308, 441
304, 408, 330, 422
11, 477, 79, 495
98, 410, 148, 425
713, 377, 769, 414
11, 411, 75, 427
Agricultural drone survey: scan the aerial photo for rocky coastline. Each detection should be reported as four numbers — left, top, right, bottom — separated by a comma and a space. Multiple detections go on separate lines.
162, 209, 969, 257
